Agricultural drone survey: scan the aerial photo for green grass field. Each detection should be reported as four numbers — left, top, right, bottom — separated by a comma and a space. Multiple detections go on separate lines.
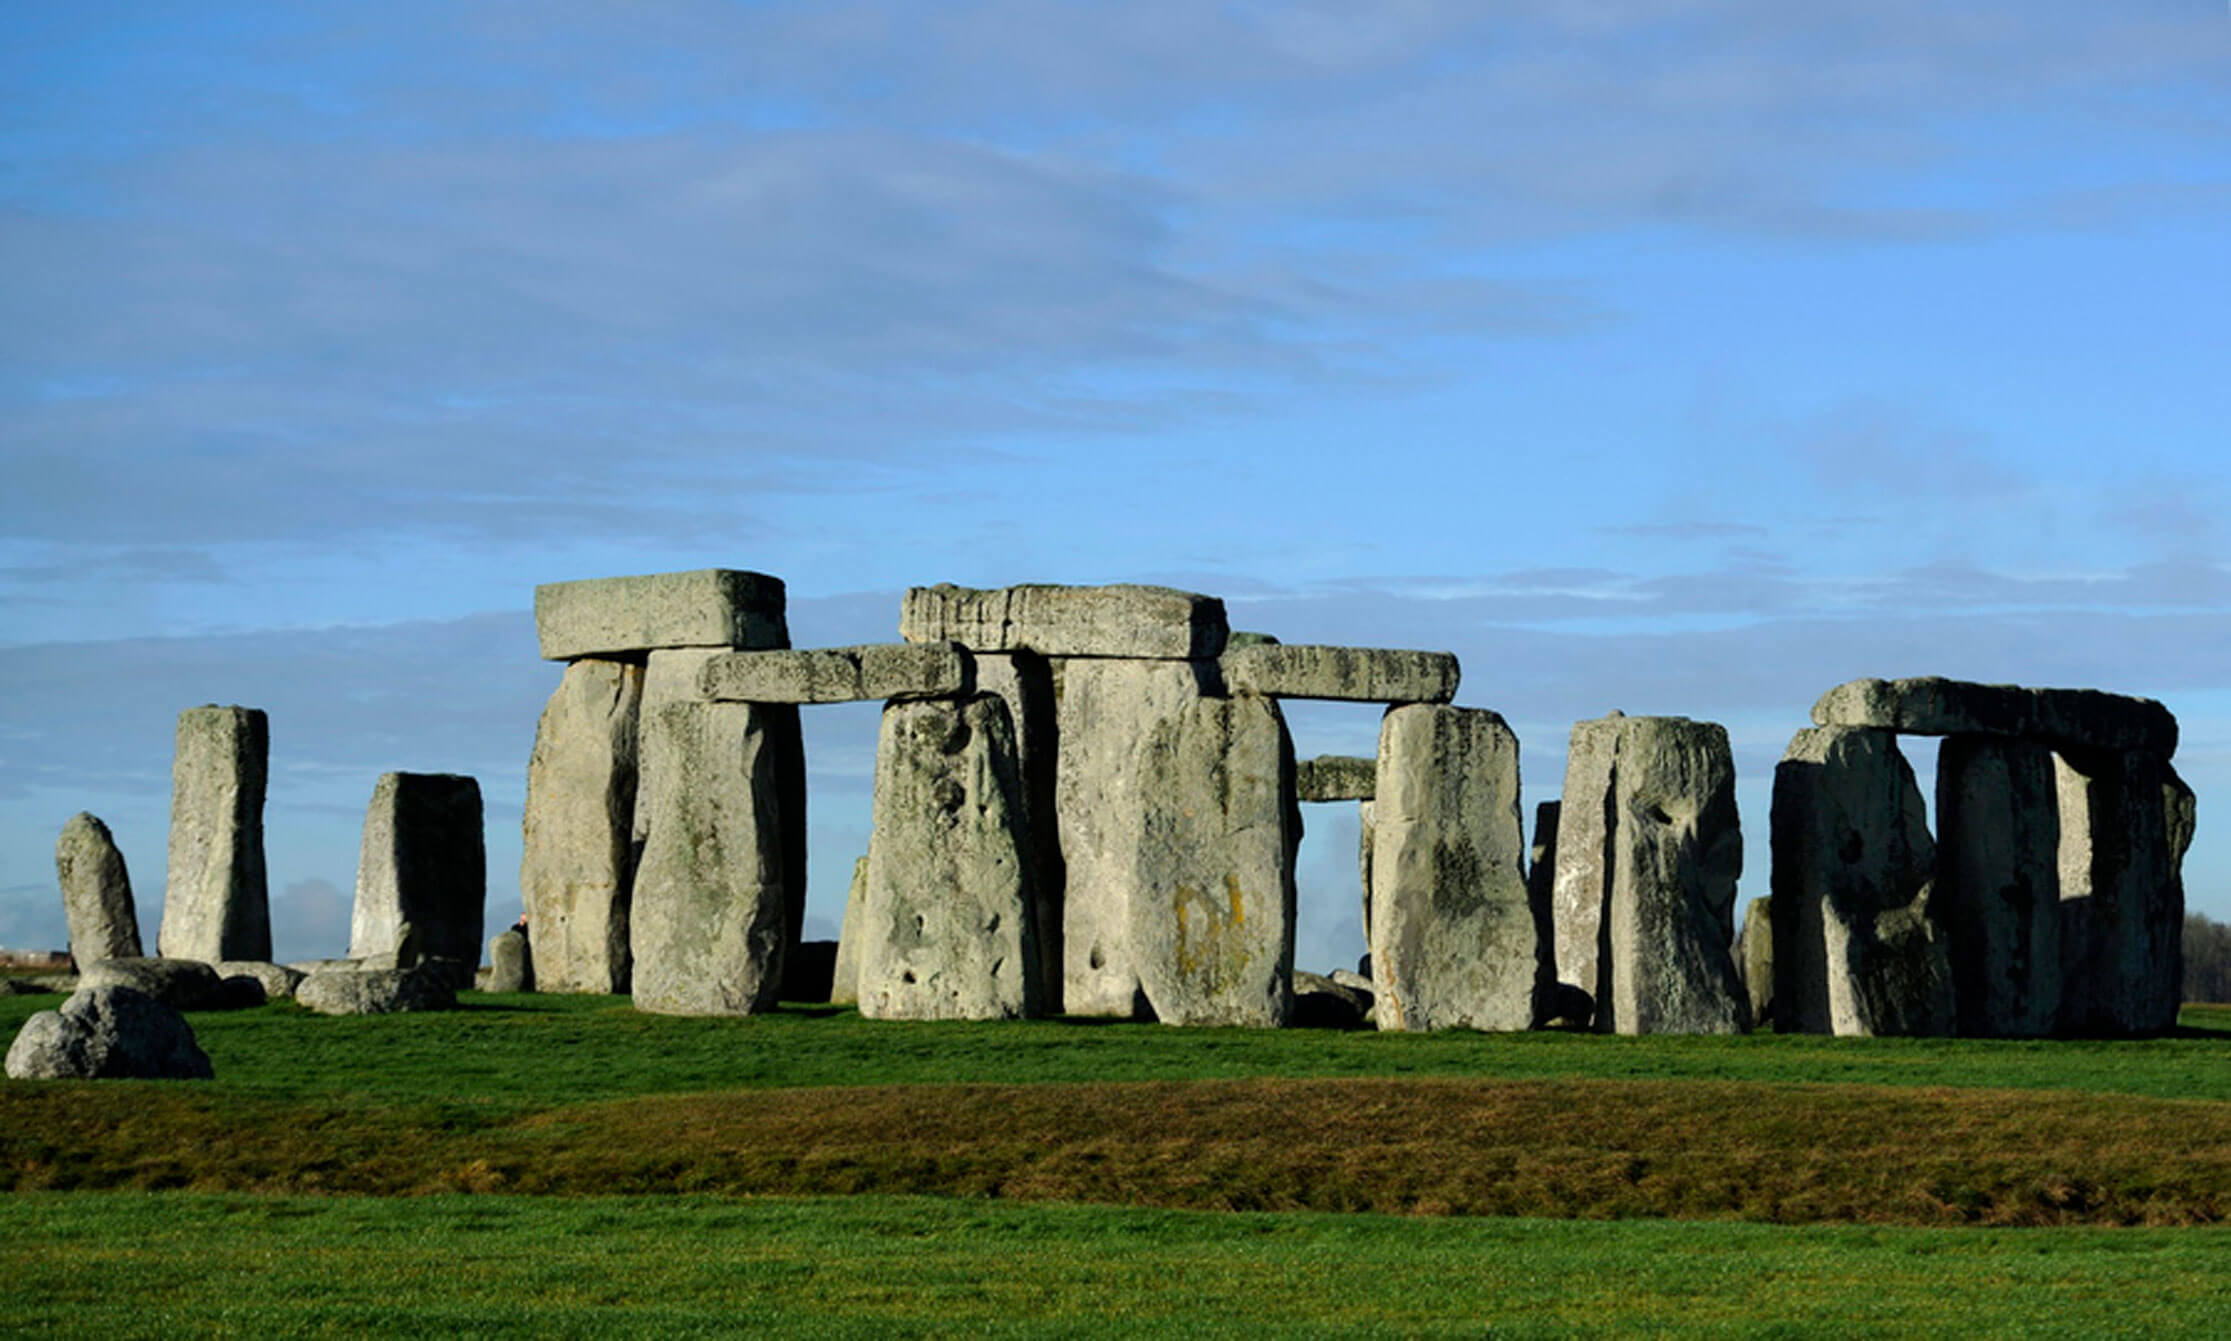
4, 992, 2227, 1332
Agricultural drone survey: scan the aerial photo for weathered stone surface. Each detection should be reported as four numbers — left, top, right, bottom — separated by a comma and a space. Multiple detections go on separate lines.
6, 985, 212, 1080
1811, 677, 2177, 756
214, 960, 303, 1002
2055, 750, 2186, 1036
296, 963, 457, 1016
1222, 645, 1459, 704
486, 929, 532, 993
1290, 970, 1369, 1029
1226, 631, 1280, 648
970, 652, 1061, 1010
1936, 736, 2062, 1037
1549, 715, 1622, 1007
830, 855, 868, 1007
702, 643, 970, 704
1124, 691, 1298, 1028
858, 696, 1041, 1021
903, 584, 1227, 659
1356, 799, 1376, 946
520, 659, 642, 994
1596, 718, 1748, 1035
1369, 705, 1543, 1032
158, 706, 270, 964
1297, 755, 1376, 803
76, 957, 222, 1010
630, 701, 788, 1016
535, 568, 789, 661
348, 773, 484, 987
1770, 727, 1954, 1036
1738, 898, 1773, 1030
57, 812, 140, 964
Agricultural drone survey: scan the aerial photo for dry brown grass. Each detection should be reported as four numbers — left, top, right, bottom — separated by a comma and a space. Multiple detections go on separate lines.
9, 1075, 2228, 1225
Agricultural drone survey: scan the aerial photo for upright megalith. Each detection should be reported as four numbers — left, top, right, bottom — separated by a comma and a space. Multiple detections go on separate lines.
829, 855, 869, 1007
520, 659, 642, 994
535, 569, 789, 661
968, 651, 1062, 1010
1597, 718, 1747, 1035
902, 583, 1228, 659
2055, 749, 2187, 1036
1738, 897, 1774, 1029
1368, 705, 1543, 1032
1549, 715, 1621, 1009
486, 928, 532, 993
56, 813, 140, 964
158, 706, 270, 964
349, 773, 485, 985
1126, 691, 1299, 1028
1770, 726, 1953, 1036
858, 695, 1040, 1021
630, 700, 789, 1016
1936, 736, 2061, 1036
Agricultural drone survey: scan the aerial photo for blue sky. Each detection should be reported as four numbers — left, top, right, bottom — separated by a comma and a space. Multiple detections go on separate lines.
4, 2, 2227, 971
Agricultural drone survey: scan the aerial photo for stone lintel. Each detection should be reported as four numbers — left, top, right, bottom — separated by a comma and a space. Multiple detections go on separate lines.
1297, 754, 1376, 802
900, 583, 1227, 659
1810, 677, 2176, 756
1221, 644, 1458, 704
535, 569, 788, 661
699, 642, 971, 704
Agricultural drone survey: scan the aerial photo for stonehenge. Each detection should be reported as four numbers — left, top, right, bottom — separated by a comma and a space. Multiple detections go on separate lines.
158, 705, 271, 963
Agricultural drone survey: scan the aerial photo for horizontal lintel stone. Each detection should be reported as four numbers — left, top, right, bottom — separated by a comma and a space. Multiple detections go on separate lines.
900, 583, 1227, 659
700, 643, 970, 704
1221, 644, 1458, 704
535, 569, 788, 661
1297, 754, 1376, 802
1810, 677, 2176, 756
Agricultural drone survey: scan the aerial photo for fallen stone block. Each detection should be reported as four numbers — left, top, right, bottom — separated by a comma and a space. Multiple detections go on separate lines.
1222, 644, 1458, 704
1936, 736, 2061, 1037
158, 705, 271, 964
2055, 750, 2188, 1036
1770, 727, 1954, 1036
296, 963, 457, 1016
701, 642, 970, 704
520, 659, 642, 995
57, 813, 141, 965
902, 583, 1227, 659
349, 773, 485, 988
5, 985, 212, 1080
75, 957, 222, 1010
1297, 754, 1376, 803
215, 960, 304, 1002
535, 568, 788, 661
858, 696, 1041, 1021
1811, 677, 2177, 756
1290, 970, 1369, 1029
1369, 705, 1543, 1032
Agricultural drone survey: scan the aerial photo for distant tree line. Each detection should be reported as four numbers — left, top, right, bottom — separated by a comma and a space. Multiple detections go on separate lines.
2188, 913, 2231, 1004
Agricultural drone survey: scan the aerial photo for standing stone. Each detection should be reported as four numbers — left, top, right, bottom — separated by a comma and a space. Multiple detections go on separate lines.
1357, 799, 1376, 950
520, 660, 642, 994
56, 813, 140, 964
970, 652, 1062, 1010
1527, 800, 1560, 969
158, 706, 270, 964
829, 855, 869, 1007
630, 701, 788, 1016
348, 773, 485, 986
1598, 718, 1747, 1035
858, 696, 1040, 1021
487, 928, 533, 993
1549, 715, 1622, 1008
1738, 897, 1774, 1030
2055, 749, 2185, 1036
1936, 736, 2061, 1037
1770, 727, 1954, 1036
1369, 705, 1543, 1032
1125, 691, 1298, 1028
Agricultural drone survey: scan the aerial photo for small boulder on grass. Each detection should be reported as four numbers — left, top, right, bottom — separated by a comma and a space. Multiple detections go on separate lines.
296, 962, 456, 1016
76, 957, 224, 1010
5, 984, 214, 1080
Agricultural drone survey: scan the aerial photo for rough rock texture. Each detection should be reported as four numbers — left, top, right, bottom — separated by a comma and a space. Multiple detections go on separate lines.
701, 642, 970, 704
1549, 715, 1622, 1007
829, 855, 868, 1006
1738, 898, 1774, 1030
858, 696, 1040, 1021
534, 568, 788, 661
969, 652, 1062, 1010
2055, 750, 2186, 1036
1357, 799, 1376, 947
1297, 755, 1376, 803
903, 583, 1228, 659
158, 705, 271, 964
1770, 727, 1955, 1037
5, 986, 213, 1080
215, 960, 303, 1001
296, 964, 457, 1016
1811, 677, 2177, 756
519, 659, 642, 994
486, 929, 532, 993
348, 773, 485, 986
76, 957, 222, 1010
1368, 705, 1543, 1032
1596, 718, 1748, 1035
1221, 645, 1459, 704
1290, 970, 1369, 1029
1124, 691, 1298, 1028
57, 812, 141, 964
630, 701, 789, 1016
1936, 736, 2062, 1037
